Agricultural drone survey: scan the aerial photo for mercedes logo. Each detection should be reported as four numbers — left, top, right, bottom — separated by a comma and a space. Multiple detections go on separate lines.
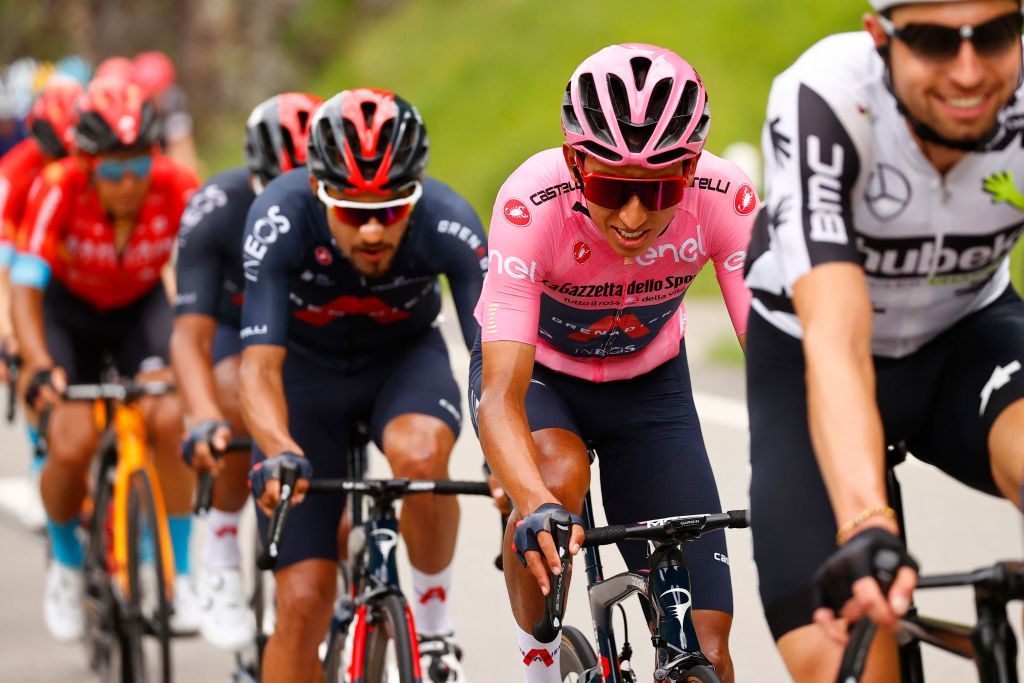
864, 163, 912, 221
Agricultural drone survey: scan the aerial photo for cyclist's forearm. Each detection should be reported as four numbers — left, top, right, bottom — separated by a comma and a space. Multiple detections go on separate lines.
170, 322, 223, 423
239, 349, 301, 456
804, 333, 889, 528
11, 284, 51, 368
479, 394, 553, 513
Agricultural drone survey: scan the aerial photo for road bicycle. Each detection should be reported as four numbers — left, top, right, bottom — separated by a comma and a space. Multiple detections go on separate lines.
41, 377, 180, 682
836, 443, 1023, 682
536, 487, 750, 683
253, 425, 492, 682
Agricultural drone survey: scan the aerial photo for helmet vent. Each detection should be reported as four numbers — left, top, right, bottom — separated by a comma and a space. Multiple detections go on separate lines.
581, 140, 622, 163
360, 101, 377, 128
648, 148, 688, 165
655, 81, 698, 151
629, 56, 652, 90
578, 73, 614, 147
296, 110, 310, 134
687, 101, 710, 144
561, 83, 583, 135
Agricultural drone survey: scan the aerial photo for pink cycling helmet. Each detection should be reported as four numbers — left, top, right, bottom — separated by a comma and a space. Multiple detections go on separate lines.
561, 43, 710, 169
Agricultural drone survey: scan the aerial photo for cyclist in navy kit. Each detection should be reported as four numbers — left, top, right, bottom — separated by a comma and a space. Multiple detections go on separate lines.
171, 92, 322, 650
240, 88, 486, 683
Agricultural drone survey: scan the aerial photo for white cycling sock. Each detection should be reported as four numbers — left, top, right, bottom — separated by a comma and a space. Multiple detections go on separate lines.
202, 508, 242, 570
516, 623, 562, 682
411, 564, 453, 636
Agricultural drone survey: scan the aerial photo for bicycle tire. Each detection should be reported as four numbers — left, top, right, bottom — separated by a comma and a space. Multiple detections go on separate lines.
83, 449, 118, 682
125, 470, 172, 683
359, 593, 419, 682
560, 625, 598, 680
683, 664, 722, 683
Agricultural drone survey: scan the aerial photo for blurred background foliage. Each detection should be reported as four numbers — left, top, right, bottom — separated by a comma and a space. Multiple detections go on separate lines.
11, 0, 1021, 305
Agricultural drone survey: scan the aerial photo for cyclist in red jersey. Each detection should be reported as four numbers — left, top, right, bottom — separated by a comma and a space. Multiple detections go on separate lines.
10, 78, 200, 641
0, 76, 81, 381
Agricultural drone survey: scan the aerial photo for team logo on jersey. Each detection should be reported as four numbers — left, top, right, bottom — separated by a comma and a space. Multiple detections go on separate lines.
865, 163, 912, 221
314, 246, 333, 266
983, 170, 1024, 213
733, 184, 756, 216
502, 198, 532, 227
572, 240, 591, 264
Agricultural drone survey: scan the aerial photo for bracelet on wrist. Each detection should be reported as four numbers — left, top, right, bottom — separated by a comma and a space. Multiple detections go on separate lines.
836, 506, 896, 545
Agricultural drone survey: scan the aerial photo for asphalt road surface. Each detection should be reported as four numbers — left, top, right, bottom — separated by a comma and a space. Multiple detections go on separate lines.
0, 298, 1021, 682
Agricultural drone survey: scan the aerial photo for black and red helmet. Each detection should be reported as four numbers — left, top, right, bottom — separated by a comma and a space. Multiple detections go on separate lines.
244, 92, 324, 189
74, 77, 160, 155
307, 88, 429, 195
27, 76, 83, 159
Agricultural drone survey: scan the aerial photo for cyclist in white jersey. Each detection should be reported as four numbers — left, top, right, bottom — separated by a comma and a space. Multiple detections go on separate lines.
744, 1, 1024, 680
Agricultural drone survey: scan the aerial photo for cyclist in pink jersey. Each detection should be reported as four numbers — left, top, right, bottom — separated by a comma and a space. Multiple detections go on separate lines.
471, 43, 757, 682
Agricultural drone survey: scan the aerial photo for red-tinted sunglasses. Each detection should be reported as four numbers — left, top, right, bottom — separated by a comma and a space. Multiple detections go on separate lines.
331, 203, 413, 227
574, 155, 689, 211
316, 180, 422, 227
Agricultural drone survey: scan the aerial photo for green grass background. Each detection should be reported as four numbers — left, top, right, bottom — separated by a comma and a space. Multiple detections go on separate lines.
200, 0, 1024, 361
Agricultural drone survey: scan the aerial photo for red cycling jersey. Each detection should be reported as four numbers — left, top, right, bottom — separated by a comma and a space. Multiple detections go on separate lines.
0, 139, 50, 262
17, 155, 199, 310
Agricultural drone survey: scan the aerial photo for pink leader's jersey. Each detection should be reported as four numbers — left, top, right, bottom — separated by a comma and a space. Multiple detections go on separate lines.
474, 147, 758, 382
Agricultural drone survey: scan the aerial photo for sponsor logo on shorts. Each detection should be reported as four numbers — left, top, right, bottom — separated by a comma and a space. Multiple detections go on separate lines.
979, 360, 1021, 416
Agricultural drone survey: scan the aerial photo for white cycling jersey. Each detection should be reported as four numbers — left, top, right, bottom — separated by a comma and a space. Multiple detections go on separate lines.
745, 32, 1024, 357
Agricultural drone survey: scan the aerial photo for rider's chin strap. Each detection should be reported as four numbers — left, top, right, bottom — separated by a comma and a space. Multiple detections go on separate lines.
877, 44, 1023, 153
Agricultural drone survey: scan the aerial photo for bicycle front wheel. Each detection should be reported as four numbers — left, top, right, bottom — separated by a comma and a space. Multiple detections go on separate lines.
560, 625, 598, 681
355, 593, 419, 682
683, 664, 723, 683
125, 470, 172, 683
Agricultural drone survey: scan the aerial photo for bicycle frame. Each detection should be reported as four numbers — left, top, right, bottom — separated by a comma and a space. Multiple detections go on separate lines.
579, 492, 711, 682
88, 393, 175, 600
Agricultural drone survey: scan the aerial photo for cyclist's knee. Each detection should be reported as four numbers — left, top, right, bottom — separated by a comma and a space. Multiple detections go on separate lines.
274, 561, 336, 637
48, 405, 97, 467
148, 396, 183, 445
383, 416, 453, 479
531, 428, 589, 513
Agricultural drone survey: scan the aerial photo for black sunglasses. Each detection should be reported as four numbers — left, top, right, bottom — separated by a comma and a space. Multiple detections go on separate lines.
880, 11, 1023, 61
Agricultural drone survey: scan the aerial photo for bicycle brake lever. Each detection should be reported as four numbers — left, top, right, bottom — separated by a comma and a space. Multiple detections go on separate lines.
256, 462, 300, 571
531, 515, 573, 643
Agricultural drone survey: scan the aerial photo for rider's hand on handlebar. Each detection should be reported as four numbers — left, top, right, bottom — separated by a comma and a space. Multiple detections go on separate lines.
250, 452, 312, 516
514, 502, 585, 596
25, 365, 66, 412
812, 525, 918, 644
0, 335, 19, 384
182, 419, 233, 475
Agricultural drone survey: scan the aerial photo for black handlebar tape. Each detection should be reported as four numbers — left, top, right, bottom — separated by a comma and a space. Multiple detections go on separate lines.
728, 509, 751, 528
35, 407, 52, 460
194, 472, 215, 516
219, 437, 254, 453
427, 480, 492, 496
256, 463, 301, 571
836, 619, 877, 683
532, 515, 574, 643
582, 524, 628, 547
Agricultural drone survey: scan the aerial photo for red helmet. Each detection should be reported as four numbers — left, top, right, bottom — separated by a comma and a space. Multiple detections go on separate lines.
74, 78, 160, 155
132, 51, 176, 98
94, 56, 135, 83
244, 92, 324, 190
27, 76, 83, 158
307, 88, 429, 195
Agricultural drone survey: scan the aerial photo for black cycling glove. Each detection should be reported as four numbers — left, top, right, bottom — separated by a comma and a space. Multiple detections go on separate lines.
249, 452, 313, 498
814, 527, 918, 613
181, 419, 230, 466
512, 503, 584, 567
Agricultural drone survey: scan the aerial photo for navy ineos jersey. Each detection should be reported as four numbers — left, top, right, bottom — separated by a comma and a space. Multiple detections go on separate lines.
745, 32, 1024, 358
175, 167, 255, 328
240, 169, 487, 368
